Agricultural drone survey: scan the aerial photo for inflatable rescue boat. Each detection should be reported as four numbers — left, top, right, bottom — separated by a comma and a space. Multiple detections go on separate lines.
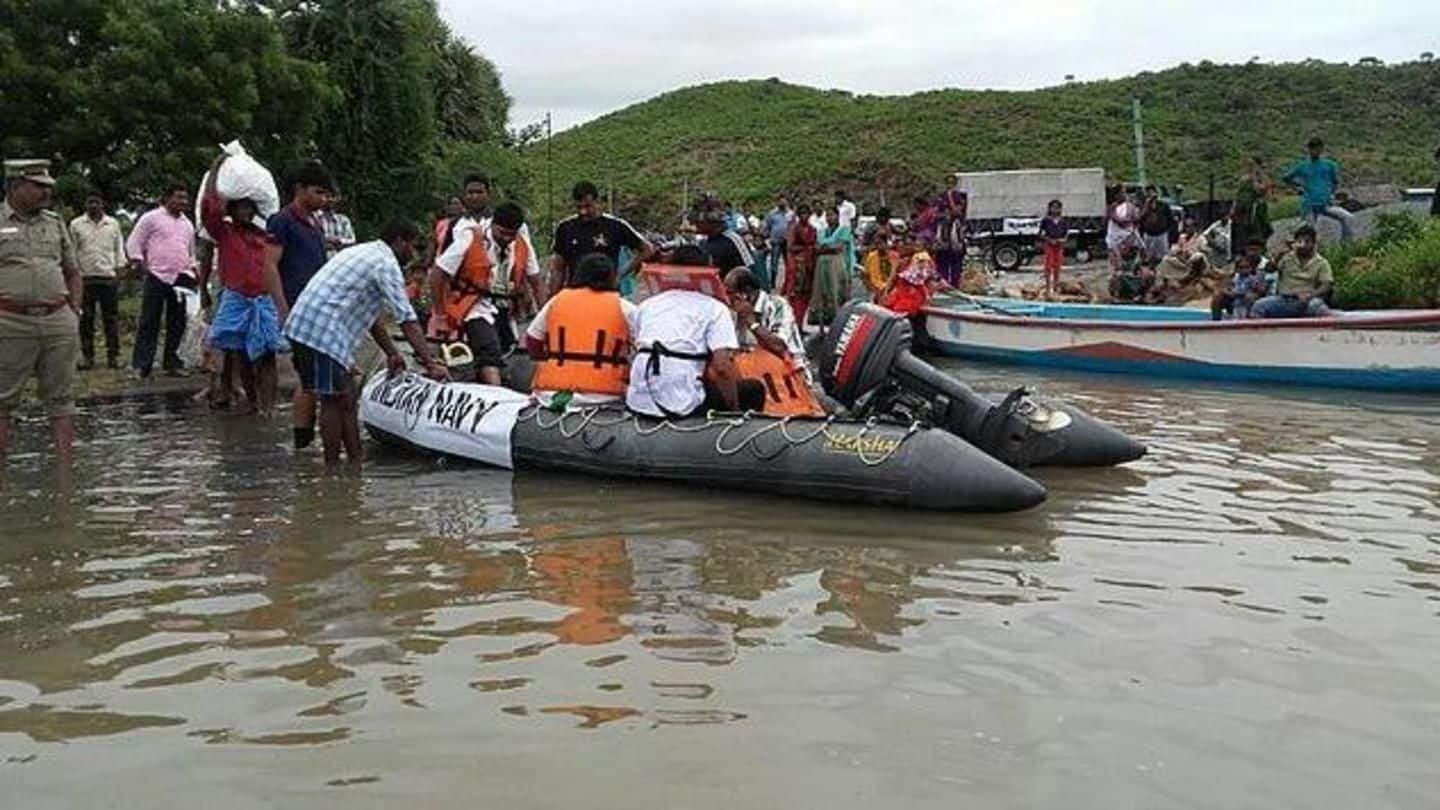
361, 373, 1046, 512
360, 266, 1142, 513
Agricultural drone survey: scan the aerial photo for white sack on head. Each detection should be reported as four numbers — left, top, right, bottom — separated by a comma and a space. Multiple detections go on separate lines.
194, 140, 281, 239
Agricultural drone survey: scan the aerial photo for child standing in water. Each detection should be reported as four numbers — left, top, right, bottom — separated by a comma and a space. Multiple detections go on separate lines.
1038, 199, 1067, 295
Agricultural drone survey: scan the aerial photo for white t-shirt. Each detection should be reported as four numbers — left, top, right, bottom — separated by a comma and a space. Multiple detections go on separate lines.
626, 290, 738, 418
525, 293, 640, 407
739, 291, 813, 384
838, 199, 857, 229
435, 217, 540, 324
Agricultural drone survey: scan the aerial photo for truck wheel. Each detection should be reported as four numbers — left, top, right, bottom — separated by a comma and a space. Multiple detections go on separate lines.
1074, 246, 1093, 264
991, 243, 1023, 272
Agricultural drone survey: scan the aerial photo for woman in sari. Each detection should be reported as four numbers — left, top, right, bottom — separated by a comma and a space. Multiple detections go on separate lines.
1231, 156, 1273, 249
811, 207, 856, 327
784, 202, 818, 325
910, 195, 938, 244
931, 190, 967, 286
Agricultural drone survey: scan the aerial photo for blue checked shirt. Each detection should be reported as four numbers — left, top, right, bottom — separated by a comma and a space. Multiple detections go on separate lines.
283, 240, 417, 367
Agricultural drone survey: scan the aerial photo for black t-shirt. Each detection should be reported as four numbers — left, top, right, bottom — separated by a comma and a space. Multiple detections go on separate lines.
551, 214, 645, 271
701, 230, 754, 272
1138, 201, 1173, 236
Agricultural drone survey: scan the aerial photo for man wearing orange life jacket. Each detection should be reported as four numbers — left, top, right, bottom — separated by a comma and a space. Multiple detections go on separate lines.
429, 201, 544, 385
723, 267, 827, 417
525, 253, 638, 408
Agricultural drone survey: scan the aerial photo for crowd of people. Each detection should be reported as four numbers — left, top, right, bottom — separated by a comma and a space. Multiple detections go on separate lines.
0, 154, 421, 465
0, 133, 1416, 464
1100, 137, 1356, 315
699, 188, 970, 331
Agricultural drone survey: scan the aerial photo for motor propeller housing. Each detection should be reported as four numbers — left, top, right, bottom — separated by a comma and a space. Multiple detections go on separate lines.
817, 302, 1144, 468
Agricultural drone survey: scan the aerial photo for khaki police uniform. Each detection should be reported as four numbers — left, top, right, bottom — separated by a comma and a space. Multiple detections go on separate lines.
1, 160, 80, 417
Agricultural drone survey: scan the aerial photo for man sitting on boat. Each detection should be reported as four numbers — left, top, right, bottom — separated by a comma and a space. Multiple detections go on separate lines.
723, 267, 827, 417
1251, 225, 1333, 319
525, 253, 638, 409
626, 246, 765, 418
724, 268, 807, 366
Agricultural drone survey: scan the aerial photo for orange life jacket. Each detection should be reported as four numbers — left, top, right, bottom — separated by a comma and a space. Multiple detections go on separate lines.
637, 263, 730, 304
532, 536, 630, 645
734, 348, 826, 417
531, 288, 631, 396
443, 228, 531, 325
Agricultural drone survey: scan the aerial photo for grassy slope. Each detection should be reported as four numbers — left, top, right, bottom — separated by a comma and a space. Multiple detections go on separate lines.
522, 59, 1440, 229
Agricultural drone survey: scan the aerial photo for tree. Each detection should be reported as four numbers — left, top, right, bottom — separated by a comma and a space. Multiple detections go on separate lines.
506, 121, 548, 148
429, 23, 510, 144
0, 0, 331, 206
281, 0, 440, 231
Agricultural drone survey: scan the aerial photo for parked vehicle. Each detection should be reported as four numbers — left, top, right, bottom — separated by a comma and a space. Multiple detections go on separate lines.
954, 168, 1107, 271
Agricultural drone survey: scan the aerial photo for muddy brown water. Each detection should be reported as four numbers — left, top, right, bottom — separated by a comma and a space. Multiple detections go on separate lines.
2, 361, 1438, 809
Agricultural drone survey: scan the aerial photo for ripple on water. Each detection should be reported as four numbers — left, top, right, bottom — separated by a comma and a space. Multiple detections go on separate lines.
0, 375, 1438, 807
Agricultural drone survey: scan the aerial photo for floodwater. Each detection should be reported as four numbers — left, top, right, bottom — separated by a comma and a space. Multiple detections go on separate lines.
2, 361, 1438, 809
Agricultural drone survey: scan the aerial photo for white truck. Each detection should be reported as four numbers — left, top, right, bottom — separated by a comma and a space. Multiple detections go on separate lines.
954, 168, 1108, 272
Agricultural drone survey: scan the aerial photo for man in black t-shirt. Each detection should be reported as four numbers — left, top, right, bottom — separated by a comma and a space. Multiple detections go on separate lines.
695, 206, 754, 272
549, 180, 654, 294
1137, 185, 1174, 262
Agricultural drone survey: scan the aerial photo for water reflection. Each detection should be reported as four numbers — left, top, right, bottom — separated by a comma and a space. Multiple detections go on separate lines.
1, 365, 1438, 808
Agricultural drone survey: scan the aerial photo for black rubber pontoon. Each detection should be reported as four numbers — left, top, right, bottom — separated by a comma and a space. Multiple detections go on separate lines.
509, 407, 1046, 512
361, 372, 1047, 513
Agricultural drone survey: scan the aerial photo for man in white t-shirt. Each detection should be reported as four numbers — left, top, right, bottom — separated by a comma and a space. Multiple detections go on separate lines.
626, 248, 764, 418
835, 190, 857, 230
432, 202, 543, 385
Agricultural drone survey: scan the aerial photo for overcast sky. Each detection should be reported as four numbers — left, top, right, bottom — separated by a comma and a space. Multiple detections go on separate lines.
439, 1, 1439, 132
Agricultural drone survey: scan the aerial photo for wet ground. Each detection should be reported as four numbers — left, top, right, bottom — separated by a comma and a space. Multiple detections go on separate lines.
2, 361, 1438, 809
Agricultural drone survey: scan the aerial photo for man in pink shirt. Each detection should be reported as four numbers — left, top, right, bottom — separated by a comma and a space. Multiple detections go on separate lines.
126, 185, 197, 378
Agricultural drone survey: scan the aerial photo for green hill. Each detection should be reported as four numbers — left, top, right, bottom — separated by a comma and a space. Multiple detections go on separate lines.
521, 59, 1440, 230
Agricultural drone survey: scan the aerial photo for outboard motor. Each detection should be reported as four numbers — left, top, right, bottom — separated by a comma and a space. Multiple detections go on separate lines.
818, 302, 1145, 468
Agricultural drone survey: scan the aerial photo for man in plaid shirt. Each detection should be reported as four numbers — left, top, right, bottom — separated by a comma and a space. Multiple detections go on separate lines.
319, 195, 357, 258
283, 219, 448, 466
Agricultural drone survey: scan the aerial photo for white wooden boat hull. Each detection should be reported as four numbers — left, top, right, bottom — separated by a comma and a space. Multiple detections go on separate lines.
924, 304, 1440, 391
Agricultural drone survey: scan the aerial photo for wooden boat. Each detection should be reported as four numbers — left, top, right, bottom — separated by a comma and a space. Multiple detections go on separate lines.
924, 297, 1440, 391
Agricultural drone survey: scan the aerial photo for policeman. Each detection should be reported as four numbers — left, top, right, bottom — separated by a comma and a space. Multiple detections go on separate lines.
0, 159, 83, 462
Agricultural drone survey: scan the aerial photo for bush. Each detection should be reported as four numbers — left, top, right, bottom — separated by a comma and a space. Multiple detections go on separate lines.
1388, 220, 1440, 306
1369, 211, 1425, 251
1330, 214, 1440, 308
1268, 196, 1303, 221
1333, 256, 1412, 309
